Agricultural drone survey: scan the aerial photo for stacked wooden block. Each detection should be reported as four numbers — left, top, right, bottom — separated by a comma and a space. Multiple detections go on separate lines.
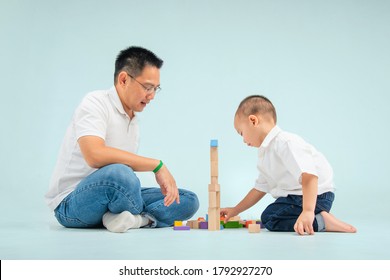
208, 139, 220, 231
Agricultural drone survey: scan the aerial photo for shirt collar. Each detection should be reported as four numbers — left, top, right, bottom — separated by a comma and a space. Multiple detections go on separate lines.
108, 86, 136, 119
260, 125, 281, 149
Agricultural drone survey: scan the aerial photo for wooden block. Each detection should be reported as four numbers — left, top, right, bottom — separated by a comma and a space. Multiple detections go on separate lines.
245, 220, 256, 228
208, 184, 220, 192
173, 226, 190, 231
174, 221, 183, 227
191, 220, 199, 229
248, 224, 261, 233
186, 220, 200, 229
211, 176, 218, 185
208, 208, 220, 231
210, 160, 218, 176
210, 148, 218, 161
209, 191, 217, 207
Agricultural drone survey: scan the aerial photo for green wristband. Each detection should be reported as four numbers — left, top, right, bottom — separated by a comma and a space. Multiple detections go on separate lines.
153, 160, 163, 173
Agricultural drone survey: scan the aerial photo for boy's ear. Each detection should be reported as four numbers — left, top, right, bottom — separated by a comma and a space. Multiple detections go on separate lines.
248, 115, 259, 126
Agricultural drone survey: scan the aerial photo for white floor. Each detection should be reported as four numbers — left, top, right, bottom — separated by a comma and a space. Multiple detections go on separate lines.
0, 210, 388, 260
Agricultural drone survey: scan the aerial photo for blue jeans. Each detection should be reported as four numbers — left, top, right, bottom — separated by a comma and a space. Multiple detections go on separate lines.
261, 192, 335, 232
54, 164, 199, 228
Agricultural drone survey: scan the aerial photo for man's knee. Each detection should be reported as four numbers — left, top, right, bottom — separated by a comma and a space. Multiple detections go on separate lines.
100, 164, 140, 189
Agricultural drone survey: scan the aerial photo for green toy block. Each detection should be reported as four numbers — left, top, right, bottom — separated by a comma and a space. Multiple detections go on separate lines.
222, 221, 243, 228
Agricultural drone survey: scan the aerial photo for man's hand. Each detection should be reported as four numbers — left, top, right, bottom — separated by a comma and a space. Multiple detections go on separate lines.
154, 165, 180, 207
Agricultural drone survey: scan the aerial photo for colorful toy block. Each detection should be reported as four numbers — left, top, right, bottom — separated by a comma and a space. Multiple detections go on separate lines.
174, 221, 183, 227
223, 221, 243, 228
245, 220, 256, 228
173, 226, 190, 231
210, 139, 218, 147
199, 221, 208, 229
256, 220, 265, 229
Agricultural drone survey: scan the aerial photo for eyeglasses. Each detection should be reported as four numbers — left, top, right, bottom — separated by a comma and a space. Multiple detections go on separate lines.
127, 73, 161, 94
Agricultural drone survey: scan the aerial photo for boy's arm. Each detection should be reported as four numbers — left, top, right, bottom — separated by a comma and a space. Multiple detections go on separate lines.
221, 188, 266, 222
294, 172, 318, 235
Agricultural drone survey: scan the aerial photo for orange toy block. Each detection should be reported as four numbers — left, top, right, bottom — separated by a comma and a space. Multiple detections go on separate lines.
245, 220, 256, 228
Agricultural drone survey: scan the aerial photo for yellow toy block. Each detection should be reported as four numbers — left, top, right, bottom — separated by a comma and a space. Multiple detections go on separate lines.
174, 221, 183, 227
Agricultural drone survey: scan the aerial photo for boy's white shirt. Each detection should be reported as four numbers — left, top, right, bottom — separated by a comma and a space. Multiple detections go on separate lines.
254, 125, 335, 198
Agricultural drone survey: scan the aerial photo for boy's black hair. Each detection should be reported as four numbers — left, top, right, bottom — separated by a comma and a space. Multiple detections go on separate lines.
236, 95, 277, 123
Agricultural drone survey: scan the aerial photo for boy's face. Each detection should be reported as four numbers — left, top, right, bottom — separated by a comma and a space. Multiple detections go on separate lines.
234, 114, 262, 148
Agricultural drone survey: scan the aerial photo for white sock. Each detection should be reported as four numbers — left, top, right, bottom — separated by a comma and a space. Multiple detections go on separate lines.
102, 211, 148, 233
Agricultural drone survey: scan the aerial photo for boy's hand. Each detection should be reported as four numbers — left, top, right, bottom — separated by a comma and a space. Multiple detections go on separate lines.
294, 210, 315, 235
154, 165, 180, 207
220, 207, 238, 223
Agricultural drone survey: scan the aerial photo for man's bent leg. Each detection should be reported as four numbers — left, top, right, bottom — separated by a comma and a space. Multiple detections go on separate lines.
54, 164, 144, 228
141, 187, 199, 228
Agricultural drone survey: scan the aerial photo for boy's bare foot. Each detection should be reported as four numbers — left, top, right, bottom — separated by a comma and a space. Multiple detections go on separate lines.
321, 211, 357, 233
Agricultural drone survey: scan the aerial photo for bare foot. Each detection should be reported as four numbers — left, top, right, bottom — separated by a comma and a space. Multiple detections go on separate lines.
321, 211, 357, 233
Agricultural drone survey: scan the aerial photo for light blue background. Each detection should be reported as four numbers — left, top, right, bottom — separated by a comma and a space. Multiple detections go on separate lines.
1, 0, 389, 232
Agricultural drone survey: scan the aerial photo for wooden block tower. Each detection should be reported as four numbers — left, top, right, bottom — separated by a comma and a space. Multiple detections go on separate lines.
208, 139, 221, 231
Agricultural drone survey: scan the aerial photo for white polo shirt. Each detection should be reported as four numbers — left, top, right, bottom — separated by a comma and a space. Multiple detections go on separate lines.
254, 126, 334, 198
45, 87, 140, 211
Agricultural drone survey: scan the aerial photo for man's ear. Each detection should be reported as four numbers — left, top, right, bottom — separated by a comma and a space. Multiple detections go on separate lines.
117, 71, 129, 87
248, 114, 259, 126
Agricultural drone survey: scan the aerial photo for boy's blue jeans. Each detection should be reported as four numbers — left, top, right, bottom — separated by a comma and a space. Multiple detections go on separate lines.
261, 192, 335, 232
54, 164, 199, 228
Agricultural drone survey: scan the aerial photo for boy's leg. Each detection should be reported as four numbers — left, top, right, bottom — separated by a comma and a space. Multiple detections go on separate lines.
261, 192, 335, 232
54, 164, 145, 229
315, 192, 356, 233
141, 187, 199, 227
261, 195, 304, 231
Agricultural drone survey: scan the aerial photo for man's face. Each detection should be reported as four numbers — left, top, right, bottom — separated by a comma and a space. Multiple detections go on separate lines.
120, 65, 161, 114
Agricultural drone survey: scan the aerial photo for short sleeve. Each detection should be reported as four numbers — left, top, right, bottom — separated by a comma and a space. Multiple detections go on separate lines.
277, 140, 318, 184
73, 94, 108, 141
254, 173, 269, 192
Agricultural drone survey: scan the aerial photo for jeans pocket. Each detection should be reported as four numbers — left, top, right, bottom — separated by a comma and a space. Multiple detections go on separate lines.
54, 207, 90, 228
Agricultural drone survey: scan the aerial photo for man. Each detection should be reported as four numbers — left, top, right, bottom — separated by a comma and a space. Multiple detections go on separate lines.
45, 46, 199, 233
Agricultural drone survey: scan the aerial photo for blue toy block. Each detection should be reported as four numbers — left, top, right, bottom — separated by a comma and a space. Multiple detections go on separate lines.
210, 139, 218, 147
